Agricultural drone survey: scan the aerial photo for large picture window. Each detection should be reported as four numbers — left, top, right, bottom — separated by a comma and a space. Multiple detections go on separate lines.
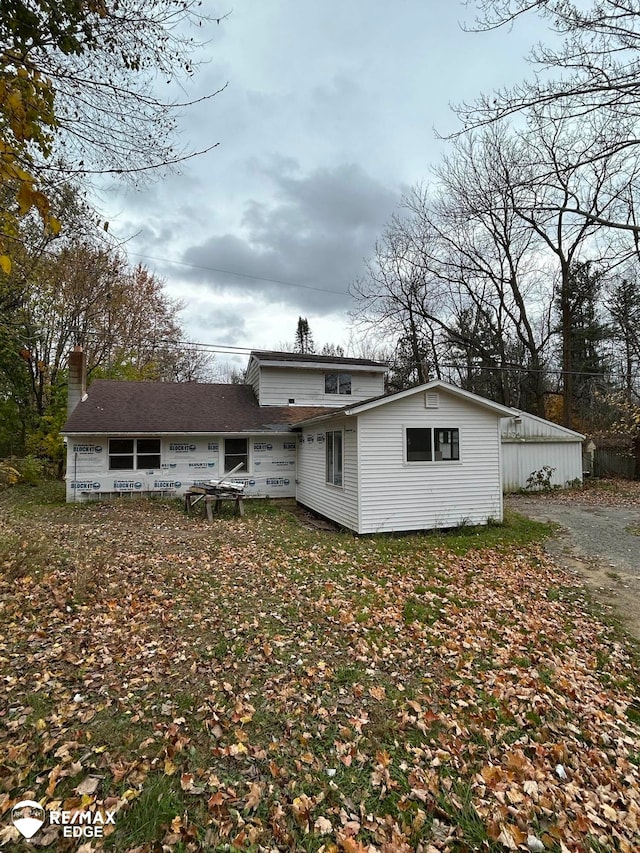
326, 430, 343, 486
109, 438, 161, 470
406, 428, 459, 463
325, 373, 351, 395
224, 438, 248, 472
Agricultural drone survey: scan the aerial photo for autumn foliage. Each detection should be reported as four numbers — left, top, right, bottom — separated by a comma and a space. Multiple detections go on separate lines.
0, 492, 638, 851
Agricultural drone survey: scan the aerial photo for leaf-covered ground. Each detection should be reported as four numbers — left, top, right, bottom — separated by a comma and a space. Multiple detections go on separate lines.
0, 486, 639, 852
510, 478, 640, 508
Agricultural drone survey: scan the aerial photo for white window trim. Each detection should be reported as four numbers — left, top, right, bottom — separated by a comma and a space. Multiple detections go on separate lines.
325, 428, 345, 488
324, 372, 352, 396
402, 425, 462, 465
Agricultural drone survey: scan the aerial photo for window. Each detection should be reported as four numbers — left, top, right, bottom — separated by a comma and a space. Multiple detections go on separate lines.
435, 428, 459, 461
406, 428, 432, 462
137, 439, 161, 468
109, 438, 161, 470
405, 428, 459, 462
224, 437, 248, 472
325, 373, 351, 395
326, 430, 343, 486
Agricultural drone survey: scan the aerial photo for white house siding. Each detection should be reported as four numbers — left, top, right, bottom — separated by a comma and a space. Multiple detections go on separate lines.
501, 412, 584, 491
356, 391, 504, 534
65, 433, 297, 502
258, 367, 384, 407
295, 418, 359, 530
246, 359, 260, 400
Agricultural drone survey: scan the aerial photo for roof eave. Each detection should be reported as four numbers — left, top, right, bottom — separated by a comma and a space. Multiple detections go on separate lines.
257, 359, 387, 373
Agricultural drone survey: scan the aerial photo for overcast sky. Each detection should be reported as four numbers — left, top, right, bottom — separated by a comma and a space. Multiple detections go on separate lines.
101, 1, 545, 370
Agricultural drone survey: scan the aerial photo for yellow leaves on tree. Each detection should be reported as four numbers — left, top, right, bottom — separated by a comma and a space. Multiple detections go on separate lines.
0, 61, 61, 271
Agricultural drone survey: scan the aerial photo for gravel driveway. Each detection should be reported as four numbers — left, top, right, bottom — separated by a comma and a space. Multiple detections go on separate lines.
507, 484, 640, 642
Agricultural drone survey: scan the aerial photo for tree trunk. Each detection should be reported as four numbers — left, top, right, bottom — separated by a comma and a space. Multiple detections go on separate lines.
560, 266, 573, 427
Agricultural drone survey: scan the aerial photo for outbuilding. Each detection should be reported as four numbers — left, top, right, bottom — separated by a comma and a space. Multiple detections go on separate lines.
500, 411, 585, 492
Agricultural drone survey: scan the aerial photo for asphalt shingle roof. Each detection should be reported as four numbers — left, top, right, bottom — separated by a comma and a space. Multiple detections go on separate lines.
62, 381, 332, 434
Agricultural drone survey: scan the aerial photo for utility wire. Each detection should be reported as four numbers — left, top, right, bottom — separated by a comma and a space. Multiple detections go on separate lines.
126, 251, 349, 296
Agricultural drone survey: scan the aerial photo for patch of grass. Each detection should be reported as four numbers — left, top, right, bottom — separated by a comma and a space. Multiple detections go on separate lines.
429, 509, 555, 554
105, 774, 187, 850
546, 584, 585, 604
626, 701, 640, 725
436, 779, 490, 847
0, 530, 69, 580
333, 664, 363, 686
0, 477, 66, 510
403, 595, 444, 626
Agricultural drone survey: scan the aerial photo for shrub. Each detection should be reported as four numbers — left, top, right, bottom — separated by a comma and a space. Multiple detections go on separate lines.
0, 461, 21, 491
525, 465, 556, 492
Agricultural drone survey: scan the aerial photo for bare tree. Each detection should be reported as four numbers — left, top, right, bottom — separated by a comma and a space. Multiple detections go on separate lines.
462, 1, 640, 137
354, 112, 639, 422
351, 217, 444, 389
457, 1, 640, 233
353, 130, 554, 413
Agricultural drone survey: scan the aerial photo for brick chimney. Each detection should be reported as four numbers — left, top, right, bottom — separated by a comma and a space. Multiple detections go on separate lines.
67, 346, 87, 415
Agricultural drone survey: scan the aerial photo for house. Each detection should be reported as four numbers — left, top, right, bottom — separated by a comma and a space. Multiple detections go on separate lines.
61, 348, 387, 505
500, 411, 585, 491
62, 347, 517, 533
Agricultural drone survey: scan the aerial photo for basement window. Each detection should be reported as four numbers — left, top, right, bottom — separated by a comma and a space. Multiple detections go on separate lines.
325, 373, 351, 395
109, 438, 161, 470
406, 428, 459, 462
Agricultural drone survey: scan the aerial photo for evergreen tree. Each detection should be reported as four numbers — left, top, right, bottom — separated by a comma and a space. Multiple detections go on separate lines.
555, 262, 613, 429
609, 273, 640, 403
293, 317, 315, 354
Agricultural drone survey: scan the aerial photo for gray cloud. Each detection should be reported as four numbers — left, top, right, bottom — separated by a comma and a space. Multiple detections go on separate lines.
180, 161, 399, 314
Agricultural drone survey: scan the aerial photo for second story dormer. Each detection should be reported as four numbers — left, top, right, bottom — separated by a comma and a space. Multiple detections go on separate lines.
246, 351, 387, 407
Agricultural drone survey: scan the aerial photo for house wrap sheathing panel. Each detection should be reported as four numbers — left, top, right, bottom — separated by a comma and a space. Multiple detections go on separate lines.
66, 434, 297, 502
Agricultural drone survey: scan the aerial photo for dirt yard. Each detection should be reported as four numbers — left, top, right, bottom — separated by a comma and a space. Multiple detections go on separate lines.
507, 479, 640, 643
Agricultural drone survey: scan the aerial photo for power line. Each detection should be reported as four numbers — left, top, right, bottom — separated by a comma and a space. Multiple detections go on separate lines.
440, 362, 608, 378
126, 251, 349, 297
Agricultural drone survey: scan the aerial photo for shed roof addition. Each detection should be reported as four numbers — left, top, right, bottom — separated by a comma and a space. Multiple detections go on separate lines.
248, 350, 388, 372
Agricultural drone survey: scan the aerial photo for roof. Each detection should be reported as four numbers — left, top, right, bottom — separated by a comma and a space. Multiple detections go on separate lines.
503, 409, 585, 441
249, 350, 388, 370
294, 379, 516, 426
62, 381, 332, 435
